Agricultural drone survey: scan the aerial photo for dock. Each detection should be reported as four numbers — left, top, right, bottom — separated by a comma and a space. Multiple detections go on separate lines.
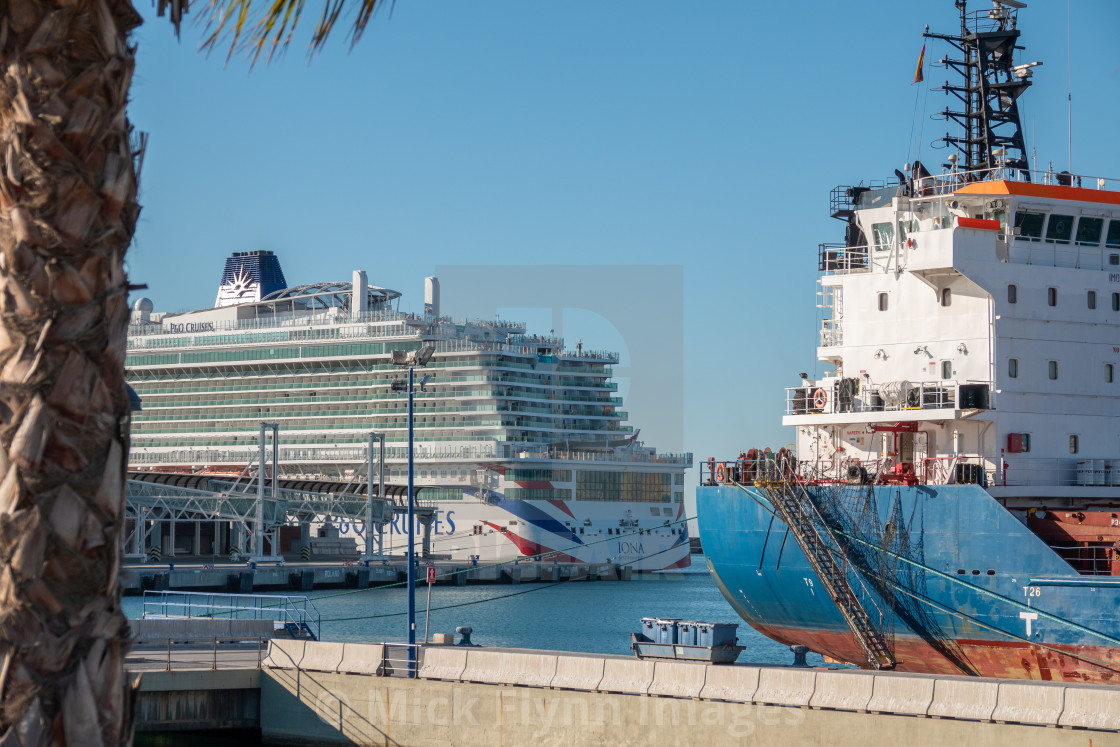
121, 559, 636, 595
130, 639, 1120, 746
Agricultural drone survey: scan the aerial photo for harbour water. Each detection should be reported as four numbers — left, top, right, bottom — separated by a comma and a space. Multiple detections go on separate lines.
122, 561, 823, 667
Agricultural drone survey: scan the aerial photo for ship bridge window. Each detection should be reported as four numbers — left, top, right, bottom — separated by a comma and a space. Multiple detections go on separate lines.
871, 222, 894, 252
1107, 220, 1120, 249
1013, 211, 1045, 240
897, 219, 916, 243
1045, 214, 1074, 244
1076, 217, 1104, 245
992, 210, 1007, 234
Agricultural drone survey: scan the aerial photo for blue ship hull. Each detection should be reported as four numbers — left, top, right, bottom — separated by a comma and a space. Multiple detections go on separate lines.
696, 483, 1120, 681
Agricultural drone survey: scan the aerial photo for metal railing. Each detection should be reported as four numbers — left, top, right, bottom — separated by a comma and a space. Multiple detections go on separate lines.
1005, 236, 1120, 271
786, 381, 961, 416
911, 166, 1120, 197
819, 319, 843, 347
382, 643, 424, 678
1048, 544, 1120, 577
819, 243, 869, 274
133, 636, 267, 672
142, 591, 321, 640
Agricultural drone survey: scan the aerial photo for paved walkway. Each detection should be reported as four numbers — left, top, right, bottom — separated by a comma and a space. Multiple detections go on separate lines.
126, 645, 264, 672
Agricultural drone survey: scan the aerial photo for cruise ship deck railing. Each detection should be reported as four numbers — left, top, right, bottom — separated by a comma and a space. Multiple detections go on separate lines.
130, 445, 693, 467
129, 311, 619, 362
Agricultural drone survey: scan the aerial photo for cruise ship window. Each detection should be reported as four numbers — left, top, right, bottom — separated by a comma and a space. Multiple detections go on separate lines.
1076, 217, 1104, 245
878, 293, 888, 311
1014, 211, 1045, 240
940, 360, 952, 379
1088, 290, 1097, 310
1048, 360, 1059, 380
940, 288, 951, 307
1107, 220, 1120, 249
1070, 435, 1079, 454
1007, 284, 1017, 304
1107, 364, 1114, 383
1008, 358, 1018, 378
1047, 287, 1057, 307
1045, 214, 1073, 243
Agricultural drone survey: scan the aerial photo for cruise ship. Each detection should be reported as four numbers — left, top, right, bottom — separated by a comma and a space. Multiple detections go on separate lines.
126, 251, 692, 570
697, 1, 1120, 680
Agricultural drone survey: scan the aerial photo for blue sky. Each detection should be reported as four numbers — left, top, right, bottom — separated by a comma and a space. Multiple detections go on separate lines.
126, 0, 1120, 486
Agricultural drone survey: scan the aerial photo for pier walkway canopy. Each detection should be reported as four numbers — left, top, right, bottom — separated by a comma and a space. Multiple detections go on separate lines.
124, 471, 433, 561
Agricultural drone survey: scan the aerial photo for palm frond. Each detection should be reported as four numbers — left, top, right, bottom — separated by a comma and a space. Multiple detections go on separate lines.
196, 0, 392, 66
155, 0, 191, 37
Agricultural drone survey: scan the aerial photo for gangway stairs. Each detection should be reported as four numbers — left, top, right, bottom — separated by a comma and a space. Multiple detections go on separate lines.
734, 472, 896, 670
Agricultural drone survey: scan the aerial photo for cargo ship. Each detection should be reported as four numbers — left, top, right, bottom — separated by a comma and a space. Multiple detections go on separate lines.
126, 251, 692, 569
697, 0, 1120, 680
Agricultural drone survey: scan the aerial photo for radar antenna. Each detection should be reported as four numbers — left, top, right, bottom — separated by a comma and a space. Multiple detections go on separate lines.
925, 0, 1039, 181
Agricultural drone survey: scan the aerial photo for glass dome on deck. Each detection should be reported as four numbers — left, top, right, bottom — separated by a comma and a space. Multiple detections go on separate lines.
258, 281, 401, 316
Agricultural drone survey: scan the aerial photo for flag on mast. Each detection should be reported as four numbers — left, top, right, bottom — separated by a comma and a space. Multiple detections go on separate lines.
913, 43, 926, 84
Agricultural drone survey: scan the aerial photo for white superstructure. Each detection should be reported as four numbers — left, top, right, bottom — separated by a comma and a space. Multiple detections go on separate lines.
787, 169, 1120, 516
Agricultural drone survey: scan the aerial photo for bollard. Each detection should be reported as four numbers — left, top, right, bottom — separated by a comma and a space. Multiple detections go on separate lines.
790, 645, 810, 667
456, 626, 477, 647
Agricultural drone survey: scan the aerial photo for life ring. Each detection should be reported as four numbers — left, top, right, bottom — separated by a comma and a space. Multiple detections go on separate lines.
813, 388, 828, 410
715, 463, 726, 483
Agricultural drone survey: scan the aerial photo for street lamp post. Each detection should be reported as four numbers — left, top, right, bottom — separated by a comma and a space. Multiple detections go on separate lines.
406, 366, 415, 673
392, 345, 434, 677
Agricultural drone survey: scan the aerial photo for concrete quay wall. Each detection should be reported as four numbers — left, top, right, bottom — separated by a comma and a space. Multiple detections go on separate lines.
254, 641, 1120, 746
135, 669, 261, 733
259, 669, 1117, 747
120, 561, 633, 594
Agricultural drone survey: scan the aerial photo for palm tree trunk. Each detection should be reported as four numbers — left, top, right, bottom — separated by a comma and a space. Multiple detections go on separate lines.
0, 0, 142, 744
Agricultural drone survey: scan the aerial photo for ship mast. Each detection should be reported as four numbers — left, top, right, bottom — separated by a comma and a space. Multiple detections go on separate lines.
924, 0, 1037, 181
